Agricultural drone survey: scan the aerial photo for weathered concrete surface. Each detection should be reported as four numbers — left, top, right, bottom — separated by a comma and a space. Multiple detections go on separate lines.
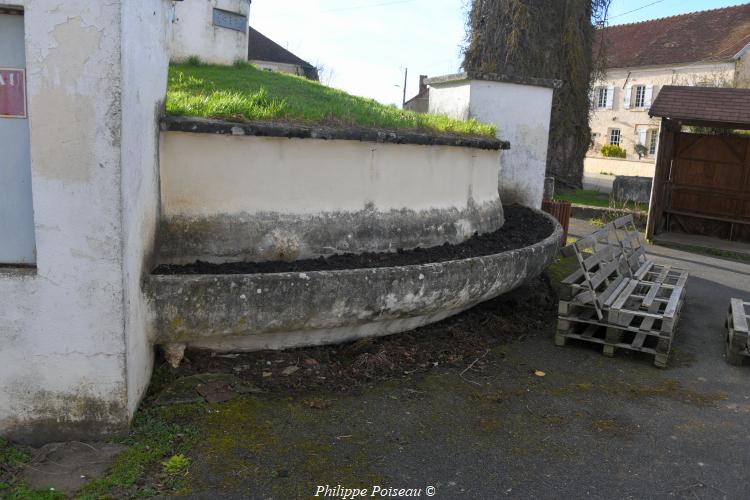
146, 211, 561, 352
0, 1, 172, 445
161, 116, 507, 150
158, 128, 505, 264
613, 175, 653, 204
159, 201, 505, 264
21, 442, 127, 496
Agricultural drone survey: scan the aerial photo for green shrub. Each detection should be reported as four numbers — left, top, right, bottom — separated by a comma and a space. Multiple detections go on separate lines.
601, 144, 626, 158
162, 454, 190, 475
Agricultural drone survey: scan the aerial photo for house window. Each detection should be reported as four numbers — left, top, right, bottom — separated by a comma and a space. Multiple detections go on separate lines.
633, 85, 646, 108
648, 129, 658, 155
609, 128, 621, 146
596, 87, 608, 109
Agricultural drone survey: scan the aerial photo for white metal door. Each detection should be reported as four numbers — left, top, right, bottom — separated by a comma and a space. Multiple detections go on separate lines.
0, 11, 35, 264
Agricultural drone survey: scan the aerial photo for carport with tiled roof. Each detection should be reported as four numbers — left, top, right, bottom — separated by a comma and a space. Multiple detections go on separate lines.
646, 85, 750, 250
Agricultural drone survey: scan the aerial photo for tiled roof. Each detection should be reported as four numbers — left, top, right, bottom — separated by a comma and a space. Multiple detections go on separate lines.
595, 3, 750, 69
649, 85, 750, 126
247, 27, 317, 79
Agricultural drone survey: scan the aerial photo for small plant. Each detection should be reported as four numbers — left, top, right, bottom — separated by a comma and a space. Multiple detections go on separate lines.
588, 217, 606, 228
634, 143, 648, 159
184, 55, 203, 67
601, 144, 626, 158
162, 454, 190, 475
0, 438, 28, 469
76, 411, 197, 498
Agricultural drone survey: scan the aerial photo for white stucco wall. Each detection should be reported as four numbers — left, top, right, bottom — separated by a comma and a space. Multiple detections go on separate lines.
583, 156, 656, 192
427, 81, 471, 121
121, 2, 172, 416
0, 0, 171, 444
469, 81, 553, 208
428, 77, 554, 208
170, 0, 250, 65
159, 132, 503, 263
161, 133, 499, 216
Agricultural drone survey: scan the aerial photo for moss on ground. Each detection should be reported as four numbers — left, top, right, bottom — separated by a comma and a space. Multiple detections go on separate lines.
546, 257, 578, 292
188, 394, 387, 497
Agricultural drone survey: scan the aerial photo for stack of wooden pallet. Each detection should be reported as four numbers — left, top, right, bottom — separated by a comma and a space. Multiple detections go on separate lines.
726, 298, 750, 366
556, 215, 689, 368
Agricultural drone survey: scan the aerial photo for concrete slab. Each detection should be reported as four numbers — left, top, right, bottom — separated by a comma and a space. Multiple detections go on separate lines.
654, 231, 750, 258
21, 442, 126, 496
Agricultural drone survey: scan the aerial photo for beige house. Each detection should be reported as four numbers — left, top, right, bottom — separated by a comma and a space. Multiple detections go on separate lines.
585, 4, 750, 190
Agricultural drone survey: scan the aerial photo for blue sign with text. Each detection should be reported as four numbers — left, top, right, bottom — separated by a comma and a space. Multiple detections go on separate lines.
212, 8, 247, 33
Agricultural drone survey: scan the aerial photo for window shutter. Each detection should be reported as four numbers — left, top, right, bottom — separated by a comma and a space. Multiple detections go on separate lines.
623, 86, 632, 109
606, 85, 614, 109
644, 85, 653, 108
638, 129, 647, 145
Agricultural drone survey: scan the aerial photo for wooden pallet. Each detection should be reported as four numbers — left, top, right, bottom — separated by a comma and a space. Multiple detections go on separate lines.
559, 265, 687, 302
611, 214, 689, 284
555, 314, 673, 368
556, 222, 685, 368
557, 281, 684, 368
725, 298, 750, 366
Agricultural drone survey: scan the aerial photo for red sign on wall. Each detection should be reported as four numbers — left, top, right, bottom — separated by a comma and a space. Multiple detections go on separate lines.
0, 68, 26, 118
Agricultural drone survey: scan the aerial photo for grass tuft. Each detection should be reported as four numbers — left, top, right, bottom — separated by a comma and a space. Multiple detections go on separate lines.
74, 409, 198, 499
162, 454, 190, 475
166, 62, 496, 137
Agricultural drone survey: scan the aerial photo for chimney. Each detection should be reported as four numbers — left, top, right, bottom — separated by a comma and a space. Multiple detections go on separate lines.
419, 75, 428, 94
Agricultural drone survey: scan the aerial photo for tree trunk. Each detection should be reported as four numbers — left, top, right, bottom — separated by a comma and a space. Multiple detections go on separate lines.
463, 0, 599, 188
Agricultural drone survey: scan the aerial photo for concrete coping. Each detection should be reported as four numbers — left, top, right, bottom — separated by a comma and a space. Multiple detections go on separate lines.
161, 116, 510, 151
424, 72, 562, 90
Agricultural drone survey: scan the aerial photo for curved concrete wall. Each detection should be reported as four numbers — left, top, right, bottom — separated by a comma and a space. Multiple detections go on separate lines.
159, 131, 504, 264
147, 211, 562, 352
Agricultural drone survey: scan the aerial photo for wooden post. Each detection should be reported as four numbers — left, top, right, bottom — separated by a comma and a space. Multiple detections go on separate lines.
646, 118, 678, 241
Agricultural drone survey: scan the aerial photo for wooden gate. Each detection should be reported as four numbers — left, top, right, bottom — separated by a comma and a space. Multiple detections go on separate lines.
663, 133, 750, 243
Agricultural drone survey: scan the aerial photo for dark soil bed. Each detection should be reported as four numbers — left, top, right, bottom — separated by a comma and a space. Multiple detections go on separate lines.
147, 275, 557, 399
153, 205, 552, 275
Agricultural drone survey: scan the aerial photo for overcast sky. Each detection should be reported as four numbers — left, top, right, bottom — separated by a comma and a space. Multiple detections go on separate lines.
249, 0, 745, 105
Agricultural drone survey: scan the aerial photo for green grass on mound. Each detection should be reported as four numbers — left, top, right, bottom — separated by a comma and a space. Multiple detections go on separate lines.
166, 60, 496, 138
